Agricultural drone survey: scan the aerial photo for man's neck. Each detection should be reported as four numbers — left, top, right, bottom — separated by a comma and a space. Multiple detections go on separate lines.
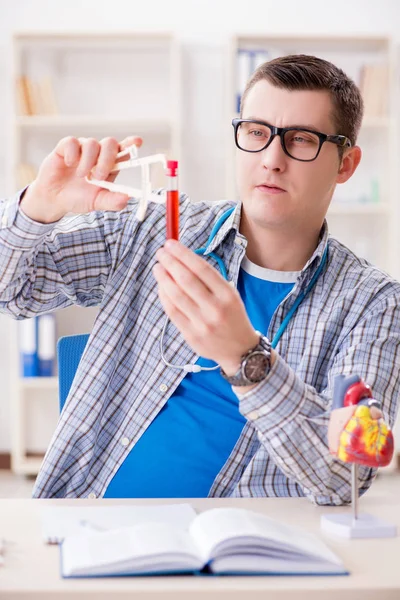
239, 214, 323, 272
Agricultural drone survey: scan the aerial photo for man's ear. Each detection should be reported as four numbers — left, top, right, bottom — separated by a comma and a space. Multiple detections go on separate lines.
336, 146, 362, 184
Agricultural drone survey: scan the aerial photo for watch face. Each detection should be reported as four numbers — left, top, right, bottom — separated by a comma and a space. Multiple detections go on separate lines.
243, 351, 270, 383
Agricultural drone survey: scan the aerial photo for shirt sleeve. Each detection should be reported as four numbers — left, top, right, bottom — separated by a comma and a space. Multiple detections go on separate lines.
0, 190, 137, 318
236, 296, 400, 505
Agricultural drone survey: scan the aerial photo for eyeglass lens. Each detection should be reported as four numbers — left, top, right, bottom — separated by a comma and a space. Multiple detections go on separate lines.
237, 121, 321, 160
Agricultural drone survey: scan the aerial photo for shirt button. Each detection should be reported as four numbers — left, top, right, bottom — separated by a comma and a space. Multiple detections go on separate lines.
1, 216, 7, 226
247, 410, 260, 420
121, 437, 130, 447
87, 492, 97, 499
159, 384, 168, 392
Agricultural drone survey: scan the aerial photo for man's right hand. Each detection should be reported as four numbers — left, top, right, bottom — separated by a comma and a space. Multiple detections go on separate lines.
20, 135, 143, 224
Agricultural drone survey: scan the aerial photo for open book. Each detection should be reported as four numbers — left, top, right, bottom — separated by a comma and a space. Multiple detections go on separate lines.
61, 507, 348, 577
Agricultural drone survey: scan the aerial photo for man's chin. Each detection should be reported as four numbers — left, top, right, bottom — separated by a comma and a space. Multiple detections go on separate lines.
242, 201, 293, 229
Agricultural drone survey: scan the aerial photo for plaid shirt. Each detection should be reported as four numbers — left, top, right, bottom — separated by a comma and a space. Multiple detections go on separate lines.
1, 191, 399, 504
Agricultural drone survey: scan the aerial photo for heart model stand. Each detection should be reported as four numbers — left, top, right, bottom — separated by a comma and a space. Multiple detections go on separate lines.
320, 374, 397, 538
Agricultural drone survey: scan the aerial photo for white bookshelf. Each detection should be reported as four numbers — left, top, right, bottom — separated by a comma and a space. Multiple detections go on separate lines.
226, 34, 399, 279
226, 34, 400, 468
9, 31, 182, 475
16, 115, 174, 132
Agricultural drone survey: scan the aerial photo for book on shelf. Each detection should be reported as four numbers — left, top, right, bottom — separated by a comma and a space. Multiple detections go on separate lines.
19, 317, 39, 377
359, 63, 389, 118
37, 314, 56, 376
15, 76, 31, 116
60, 506, 348, 578
16, 163, 37, 189
15, 75, 58, 116
236, 48, 270, 113
18, 313, 56, 377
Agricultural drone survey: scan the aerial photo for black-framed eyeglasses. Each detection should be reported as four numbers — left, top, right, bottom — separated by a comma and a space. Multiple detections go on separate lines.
232, 118, 352, 162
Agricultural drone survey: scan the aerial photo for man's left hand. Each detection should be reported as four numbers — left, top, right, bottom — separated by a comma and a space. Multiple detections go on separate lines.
153, 239, 259, 375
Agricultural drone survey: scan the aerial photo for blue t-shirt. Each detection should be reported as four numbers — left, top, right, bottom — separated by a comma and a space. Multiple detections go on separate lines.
104, 257, 298, 498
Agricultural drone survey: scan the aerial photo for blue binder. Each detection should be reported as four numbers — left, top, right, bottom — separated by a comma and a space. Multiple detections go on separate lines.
19, 317, 38, 377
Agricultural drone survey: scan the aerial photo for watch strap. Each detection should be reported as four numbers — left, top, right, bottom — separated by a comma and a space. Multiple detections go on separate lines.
220, 333, 271, 386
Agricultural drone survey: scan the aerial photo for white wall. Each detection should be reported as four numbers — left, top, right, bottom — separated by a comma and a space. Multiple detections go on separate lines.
0, 0, 399, 450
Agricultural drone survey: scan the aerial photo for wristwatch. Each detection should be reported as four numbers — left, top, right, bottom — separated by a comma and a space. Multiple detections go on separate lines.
220, 333, 272, 386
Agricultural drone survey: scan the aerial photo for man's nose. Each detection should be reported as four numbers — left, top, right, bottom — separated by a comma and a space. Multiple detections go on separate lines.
260, 135, 287, 171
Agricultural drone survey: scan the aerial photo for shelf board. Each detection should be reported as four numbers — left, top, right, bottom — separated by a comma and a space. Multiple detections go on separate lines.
18, 376, 58, 390
233, 34, 389, 53
328, 203, 389, 215
13, 456, 44, 475
15, 115, 173, 134
14, 31, 174, 47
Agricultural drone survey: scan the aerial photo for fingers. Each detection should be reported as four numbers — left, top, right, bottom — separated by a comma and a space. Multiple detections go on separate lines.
90, 188, 130, 212
155, 247, 210, 309
153, 262, 200, 321
76, 138, 101, 178
157, 285, 190, 333
161, 240, 232, 300
94, 136, 144, 180
93, 137, 119, 179
55, 136, 81, 167
54, 135, 144, 180
369, 406, 383, 420
119, 136, 143, 151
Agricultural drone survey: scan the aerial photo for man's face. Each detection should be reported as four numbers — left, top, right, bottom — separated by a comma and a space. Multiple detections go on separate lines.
236, 80, 346, 232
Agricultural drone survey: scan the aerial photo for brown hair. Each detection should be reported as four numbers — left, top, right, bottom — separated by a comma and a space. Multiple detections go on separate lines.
240, 54, 364, 146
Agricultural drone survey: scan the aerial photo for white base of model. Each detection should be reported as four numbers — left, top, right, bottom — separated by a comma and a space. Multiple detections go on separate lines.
321, 512, 397, 538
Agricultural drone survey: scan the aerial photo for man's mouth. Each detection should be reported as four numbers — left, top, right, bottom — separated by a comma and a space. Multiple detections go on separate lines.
256, 183, 286, 194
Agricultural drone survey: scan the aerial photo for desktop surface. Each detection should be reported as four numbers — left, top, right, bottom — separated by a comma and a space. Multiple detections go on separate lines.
0, 479, 399, 599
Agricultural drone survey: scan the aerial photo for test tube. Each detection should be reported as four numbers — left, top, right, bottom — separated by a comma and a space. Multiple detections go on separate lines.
166, 160, 179, 241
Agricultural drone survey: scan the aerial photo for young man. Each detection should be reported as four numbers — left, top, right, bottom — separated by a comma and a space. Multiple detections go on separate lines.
0, 55, 399, 503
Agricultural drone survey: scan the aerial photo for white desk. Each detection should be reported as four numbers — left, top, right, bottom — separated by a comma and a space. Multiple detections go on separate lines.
0, 478, 399, 600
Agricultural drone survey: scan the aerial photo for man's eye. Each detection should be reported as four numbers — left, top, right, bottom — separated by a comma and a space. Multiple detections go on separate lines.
292, 135, 308, 143
289, 134, 317, 145
249, 130, 264, 137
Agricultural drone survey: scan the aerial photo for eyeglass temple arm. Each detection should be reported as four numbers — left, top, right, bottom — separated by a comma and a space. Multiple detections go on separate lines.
327, 134, 352, 147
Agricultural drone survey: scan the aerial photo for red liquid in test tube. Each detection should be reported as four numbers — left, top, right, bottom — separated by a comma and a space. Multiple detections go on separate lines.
166, 160, 179, 241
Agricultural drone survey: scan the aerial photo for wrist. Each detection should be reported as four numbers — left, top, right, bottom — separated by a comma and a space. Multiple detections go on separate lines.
220, 334, 274, 388
20, 182, 66, 224
219, 332, 260, 376
219, 360, 241, 377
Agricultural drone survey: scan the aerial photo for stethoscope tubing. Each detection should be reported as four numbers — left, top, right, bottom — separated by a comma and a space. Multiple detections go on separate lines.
160, 207, 328, 373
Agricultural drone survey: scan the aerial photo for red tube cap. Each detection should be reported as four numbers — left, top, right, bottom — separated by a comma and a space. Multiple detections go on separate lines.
166, 160, 178, 177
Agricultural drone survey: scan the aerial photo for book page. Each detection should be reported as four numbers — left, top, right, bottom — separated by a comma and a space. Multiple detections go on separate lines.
189, 508, 342, 565
210, 554, 348, 575
41, 503, 196, 543
62, 521, 203, 577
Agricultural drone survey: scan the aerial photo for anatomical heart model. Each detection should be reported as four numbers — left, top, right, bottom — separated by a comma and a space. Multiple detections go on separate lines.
321, 374, 397, 538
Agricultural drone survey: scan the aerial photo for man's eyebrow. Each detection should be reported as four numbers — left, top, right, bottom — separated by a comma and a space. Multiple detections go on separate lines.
243, 117, 323, 132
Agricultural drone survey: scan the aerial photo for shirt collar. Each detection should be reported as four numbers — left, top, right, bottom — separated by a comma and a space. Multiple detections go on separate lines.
203, 202, 243, 255
298, 220, 329, 289
204, 202, 329, 286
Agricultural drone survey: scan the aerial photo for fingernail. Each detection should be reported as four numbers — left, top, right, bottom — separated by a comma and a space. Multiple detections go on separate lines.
165, 239, 177, 250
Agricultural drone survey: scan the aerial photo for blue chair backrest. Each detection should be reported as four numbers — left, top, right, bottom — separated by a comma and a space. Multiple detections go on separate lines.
57, 334, 90, 412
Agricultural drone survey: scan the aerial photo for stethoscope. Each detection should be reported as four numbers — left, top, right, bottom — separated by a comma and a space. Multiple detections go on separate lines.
160, 207, 328, 374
